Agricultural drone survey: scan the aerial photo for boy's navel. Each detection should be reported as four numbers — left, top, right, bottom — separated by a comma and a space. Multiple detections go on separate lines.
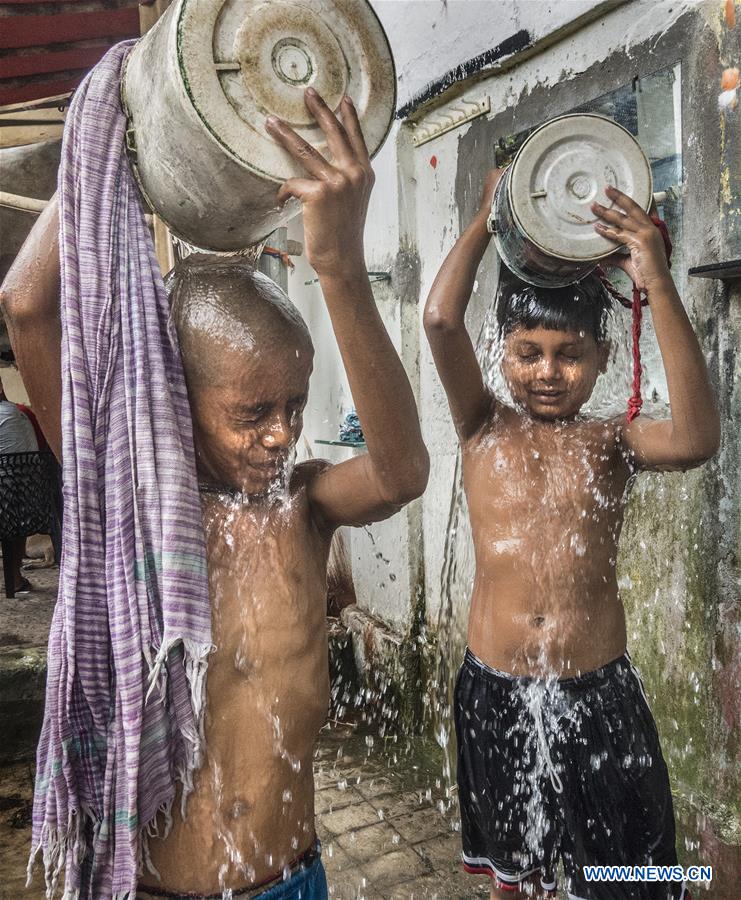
229, 798, 250, 820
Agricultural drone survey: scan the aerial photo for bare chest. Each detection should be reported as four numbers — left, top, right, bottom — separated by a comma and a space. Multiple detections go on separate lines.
201, 495, 330, 674
462, 420, 629, 552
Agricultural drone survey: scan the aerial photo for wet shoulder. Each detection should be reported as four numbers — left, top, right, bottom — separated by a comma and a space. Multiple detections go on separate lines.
460, 400, 518, 451
291, 458, 332, 491
462, 405, 627, 476
571, 416, 625, 469
292, 458, 336, 533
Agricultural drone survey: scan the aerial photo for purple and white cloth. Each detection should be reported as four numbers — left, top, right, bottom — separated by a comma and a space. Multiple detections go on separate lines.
29, 42, 212, 899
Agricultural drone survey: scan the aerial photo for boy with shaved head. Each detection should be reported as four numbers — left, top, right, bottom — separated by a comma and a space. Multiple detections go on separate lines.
168, 256, 316, 495
2, 90, 428, 898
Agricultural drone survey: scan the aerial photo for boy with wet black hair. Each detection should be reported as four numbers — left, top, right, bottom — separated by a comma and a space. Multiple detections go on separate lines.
496, 273, 613, 344
424, 169, 719, 900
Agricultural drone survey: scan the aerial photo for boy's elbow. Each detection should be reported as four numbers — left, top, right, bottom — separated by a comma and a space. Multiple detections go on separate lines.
672, 451, 715, 472
407, 449, 431, 501
0, 287, 23, 333
382, 449, 430, 507
672, 432, 721, 470
423, 306, 462, 335
0, 284, 41, 327
0, 287, 14, 322
383, 483, 424, 509
665, 406, 721, 470
690, 413, 722, 465
691, 437, 721, 467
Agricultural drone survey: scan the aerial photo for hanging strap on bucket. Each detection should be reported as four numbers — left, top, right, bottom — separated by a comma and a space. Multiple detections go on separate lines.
595, 216, 673, 423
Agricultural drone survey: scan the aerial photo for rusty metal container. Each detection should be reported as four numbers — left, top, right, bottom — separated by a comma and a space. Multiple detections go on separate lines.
487, 114, 653, 288
121, 0, 396, 251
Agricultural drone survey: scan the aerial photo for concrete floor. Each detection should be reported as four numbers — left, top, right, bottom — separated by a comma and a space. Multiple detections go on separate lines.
0, 550, 491, 900
314, 726, 490, 899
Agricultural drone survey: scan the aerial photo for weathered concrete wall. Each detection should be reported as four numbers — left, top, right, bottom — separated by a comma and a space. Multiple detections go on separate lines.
373, 0, 624, 111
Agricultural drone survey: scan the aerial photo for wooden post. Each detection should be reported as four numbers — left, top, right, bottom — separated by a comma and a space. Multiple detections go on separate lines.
139, 0, 174, 35
258, 227, 289, 293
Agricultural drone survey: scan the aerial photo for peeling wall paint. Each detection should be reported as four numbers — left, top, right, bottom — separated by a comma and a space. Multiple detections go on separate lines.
372, 0, 624, 110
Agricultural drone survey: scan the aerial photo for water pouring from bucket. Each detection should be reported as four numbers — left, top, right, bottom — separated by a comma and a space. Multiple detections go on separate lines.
121, 0, 396, 251
487, 113, 654, 288
487, 113, 671, 420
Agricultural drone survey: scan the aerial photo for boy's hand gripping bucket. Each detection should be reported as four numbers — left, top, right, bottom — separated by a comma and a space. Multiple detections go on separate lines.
488, 113, 653, 288
121, 0, 396, 251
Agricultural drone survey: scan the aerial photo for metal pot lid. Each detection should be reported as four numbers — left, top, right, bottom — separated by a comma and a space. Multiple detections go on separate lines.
508, 114, 653, 262
178, 0, 396, 182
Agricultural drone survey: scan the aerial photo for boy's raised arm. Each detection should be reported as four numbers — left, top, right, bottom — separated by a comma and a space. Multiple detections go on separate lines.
267, 90, 429, 529
0, 195, 63, 460
593, 187, 721, 470
423, 170, 502, 441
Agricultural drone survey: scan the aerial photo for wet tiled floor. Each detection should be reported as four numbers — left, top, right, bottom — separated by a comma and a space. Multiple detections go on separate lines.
314, 727, 490, 899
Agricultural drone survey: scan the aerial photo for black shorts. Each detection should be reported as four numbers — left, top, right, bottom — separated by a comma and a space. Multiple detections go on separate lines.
454, 648, 689, 900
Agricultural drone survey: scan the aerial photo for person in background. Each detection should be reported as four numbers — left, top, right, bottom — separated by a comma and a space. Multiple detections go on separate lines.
0, 372, 39, 593
13, 388, 63, 565
16, 399, 48, 451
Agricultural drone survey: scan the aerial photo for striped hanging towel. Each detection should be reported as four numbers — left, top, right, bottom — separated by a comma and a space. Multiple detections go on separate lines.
28, 42, 212, 899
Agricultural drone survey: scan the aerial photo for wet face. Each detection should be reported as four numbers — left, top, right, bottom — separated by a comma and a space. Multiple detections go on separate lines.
189, 342, 312, 496
501, 326, 608, 421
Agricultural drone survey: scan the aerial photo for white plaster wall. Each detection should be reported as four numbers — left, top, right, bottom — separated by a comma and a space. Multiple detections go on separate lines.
364, 121, 402, 270
286, 0, 706, 633
372, 0, 618, 108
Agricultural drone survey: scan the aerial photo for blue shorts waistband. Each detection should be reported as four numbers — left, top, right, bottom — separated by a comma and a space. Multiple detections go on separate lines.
137, 841, 322, 899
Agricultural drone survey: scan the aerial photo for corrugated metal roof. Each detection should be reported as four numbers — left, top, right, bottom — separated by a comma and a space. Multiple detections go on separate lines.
0, 1, 141, 107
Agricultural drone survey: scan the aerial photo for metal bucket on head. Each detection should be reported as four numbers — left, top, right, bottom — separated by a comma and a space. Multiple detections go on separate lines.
121, 0, 396, 252
487, 114, 653, 288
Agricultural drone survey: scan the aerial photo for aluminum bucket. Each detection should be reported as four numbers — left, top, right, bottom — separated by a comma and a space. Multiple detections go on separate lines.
121, 0, 396, 251
487, 114, 653, 288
